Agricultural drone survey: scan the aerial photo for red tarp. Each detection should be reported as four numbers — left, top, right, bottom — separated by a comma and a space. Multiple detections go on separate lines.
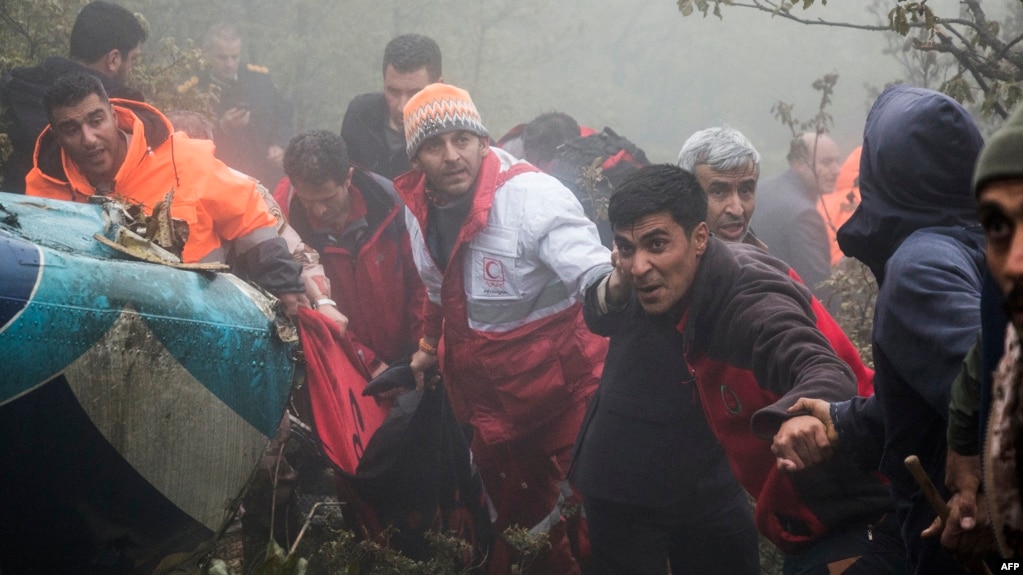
296, 307, 388, 475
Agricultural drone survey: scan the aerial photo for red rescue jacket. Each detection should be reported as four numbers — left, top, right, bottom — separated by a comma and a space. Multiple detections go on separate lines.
279, 170, 425, 369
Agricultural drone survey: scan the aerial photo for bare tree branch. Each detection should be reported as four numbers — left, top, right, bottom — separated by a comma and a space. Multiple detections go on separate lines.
679, 0, 1023, 117
725, 0, 906, 33
931, 31, 1010, 117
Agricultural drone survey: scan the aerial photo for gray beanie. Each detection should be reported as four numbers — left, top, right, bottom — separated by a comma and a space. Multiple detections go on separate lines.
974, 104, 1023, 195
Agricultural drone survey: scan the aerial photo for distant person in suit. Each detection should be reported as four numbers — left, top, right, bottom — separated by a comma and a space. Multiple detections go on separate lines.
751, 132, 841, 294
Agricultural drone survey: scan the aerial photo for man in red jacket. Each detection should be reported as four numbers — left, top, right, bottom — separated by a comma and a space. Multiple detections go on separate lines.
397, 83, 612, 574
279, 129, 425, 373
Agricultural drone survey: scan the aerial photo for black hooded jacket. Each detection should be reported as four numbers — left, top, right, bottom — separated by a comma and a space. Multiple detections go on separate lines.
837, 85, 983, 284
1, 57, 144, 194
834, 85, 985, 575
340, 93, 411, 180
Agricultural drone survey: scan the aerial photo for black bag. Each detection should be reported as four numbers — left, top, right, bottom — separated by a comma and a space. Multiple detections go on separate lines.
349, 363, 494, 567
547, 127, 650, 248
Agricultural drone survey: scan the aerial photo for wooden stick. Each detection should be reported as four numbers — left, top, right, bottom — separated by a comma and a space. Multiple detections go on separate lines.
905, 454, 994, 575
905, 455, 949, 519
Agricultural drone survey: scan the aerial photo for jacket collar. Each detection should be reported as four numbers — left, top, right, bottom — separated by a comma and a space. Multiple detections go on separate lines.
396, 150, 502, 248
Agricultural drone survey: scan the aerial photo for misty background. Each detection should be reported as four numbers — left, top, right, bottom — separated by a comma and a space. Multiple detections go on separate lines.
128, 0, 928, 175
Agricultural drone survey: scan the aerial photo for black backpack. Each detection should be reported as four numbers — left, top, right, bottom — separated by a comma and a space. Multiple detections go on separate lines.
547, 127, 650, 248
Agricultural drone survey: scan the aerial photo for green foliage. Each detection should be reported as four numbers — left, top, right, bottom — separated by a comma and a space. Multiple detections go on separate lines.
0, 0, 81, 68
980, 78, 1023, 118
771, 73, 837, 139
501, 526, 550, 575
315, 527, 475, 575
309, 523, 554, 575
820, 258, 878, 367
677, 0, 726, 19
131, 35, 211, 116
887, 3, 934, 37
249, 539, 309, 575
941, 74, 976, 107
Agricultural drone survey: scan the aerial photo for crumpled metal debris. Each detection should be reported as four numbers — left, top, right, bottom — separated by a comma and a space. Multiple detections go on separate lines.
93, 191, 228, 271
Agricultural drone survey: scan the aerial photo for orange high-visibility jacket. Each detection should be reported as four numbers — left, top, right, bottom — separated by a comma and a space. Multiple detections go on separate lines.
26, 99, 277, 263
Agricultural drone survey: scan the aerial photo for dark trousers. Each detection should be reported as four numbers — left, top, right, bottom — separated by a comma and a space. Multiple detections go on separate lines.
584, 482, 759, 575
782, 511, 906, 575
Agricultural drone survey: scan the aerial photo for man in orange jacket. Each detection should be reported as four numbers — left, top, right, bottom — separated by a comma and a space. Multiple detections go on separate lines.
26, 73, 304, 310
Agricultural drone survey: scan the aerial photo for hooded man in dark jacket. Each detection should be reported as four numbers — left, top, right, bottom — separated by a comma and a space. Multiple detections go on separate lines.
1, 0, 147, 194
784, 85, 986, 575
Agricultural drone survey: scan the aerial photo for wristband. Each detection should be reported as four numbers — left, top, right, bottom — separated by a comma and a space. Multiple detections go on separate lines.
419, 337, 438, 355
312, 297, 337, 310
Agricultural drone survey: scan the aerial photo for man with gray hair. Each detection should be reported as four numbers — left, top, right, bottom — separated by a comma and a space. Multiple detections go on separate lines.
678, 126, 875, 399
678, 126, 765, 248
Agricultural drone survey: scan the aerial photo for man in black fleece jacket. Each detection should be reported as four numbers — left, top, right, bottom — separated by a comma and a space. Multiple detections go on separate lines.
572, 164, 902, 575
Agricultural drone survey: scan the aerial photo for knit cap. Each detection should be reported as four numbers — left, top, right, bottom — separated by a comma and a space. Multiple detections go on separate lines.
403, 83, 489, 159
974, 103, 1023, 195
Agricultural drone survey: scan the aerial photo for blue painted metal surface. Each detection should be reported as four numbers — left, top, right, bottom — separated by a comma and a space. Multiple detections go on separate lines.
0, 192, 295, 436
0, 191, 299, 572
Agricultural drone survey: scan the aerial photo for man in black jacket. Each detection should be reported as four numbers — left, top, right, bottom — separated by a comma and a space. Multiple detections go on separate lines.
573, 165, 901, 575
786, 85, 987, 575
340, 34, 441, 179
197, 23, 294, 187
1, 0, 147, 194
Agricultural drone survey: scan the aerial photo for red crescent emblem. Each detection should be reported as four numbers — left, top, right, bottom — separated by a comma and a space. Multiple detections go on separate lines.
485, 260, 502, 280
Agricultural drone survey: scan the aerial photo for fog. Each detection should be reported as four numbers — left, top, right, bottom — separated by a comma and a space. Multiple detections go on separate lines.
138, 0, 948, 174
